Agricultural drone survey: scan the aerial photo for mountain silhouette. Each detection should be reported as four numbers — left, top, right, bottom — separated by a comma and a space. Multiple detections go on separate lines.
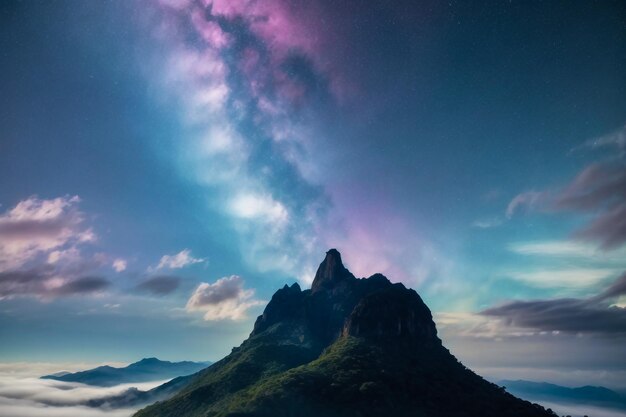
42, 357, 210, 387
501, 379, 626, 410
135, 249, 556, 417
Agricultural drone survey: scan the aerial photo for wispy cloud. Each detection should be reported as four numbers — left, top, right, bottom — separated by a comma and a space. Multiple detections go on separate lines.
229, 193, 288, 225
510, 241, 599, 257
553, 162, 626, 250
186, 275, 264, 321
509, 240, 626, 263
596, 272, 626, 301
506, 191, 546, 219
504, 240, 626, 294
155, 249, 204, 270
471, 217, 503, 229
506, 134, 626, 251
435, 311, 517, 339
506, 268, 617, 289
571, 124, 626, 156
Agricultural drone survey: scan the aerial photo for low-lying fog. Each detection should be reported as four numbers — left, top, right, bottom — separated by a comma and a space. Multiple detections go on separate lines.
0, 363, 166, 417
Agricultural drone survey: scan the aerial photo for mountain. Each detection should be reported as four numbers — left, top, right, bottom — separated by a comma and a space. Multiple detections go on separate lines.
135, 249, 556, 417
41, 357, 210, 387
501, 380, 626, 410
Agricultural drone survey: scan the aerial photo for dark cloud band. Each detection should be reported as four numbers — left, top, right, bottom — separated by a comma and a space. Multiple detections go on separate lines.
135, 276, 181, 296
481, 272, 626, 336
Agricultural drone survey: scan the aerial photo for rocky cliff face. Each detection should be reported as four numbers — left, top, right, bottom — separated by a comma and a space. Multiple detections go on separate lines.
135, 249, 556, 417
343, 283, 439, 346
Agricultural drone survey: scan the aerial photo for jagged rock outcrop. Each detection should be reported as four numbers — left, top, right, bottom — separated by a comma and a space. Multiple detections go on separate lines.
252, 248, 393, 347
311, 248, 354, 292
252, 282, 304, 335
135, 249, 556, 417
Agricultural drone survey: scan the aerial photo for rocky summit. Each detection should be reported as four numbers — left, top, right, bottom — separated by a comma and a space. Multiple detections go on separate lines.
135, 249, 556, 417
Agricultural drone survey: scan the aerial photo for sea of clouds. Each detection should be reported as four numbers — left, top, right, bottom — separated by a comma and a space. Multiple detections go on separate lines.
0, 363, 166, 417
539, 401, 626, 417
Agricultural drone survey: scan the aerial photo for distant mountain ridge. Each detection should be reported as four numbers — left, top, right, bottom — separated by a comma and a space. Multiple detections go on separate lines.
134, 249, 556, 417
41, 357, 210, 387
501, 379, 626, 410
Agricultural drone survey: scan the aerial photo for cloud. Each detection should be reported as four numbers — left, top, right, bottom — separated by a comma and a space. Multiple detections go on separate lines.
509, 240, 626, 263
571, 124, 626, 156
0, 268, 110, 300
506, 268, 616, 289
135, 276, 180, 296
538, 401, 626, 417
186, 275, 264, 321
0, 365, 166, 417
53, 276, 110, 296
471, 217, 503, 229
0, 196, 95, 272
436, 311, 515, 339
0, 268, 53, 299
506, 123, 626, 250
554, 163, 626, 212
505, 238, 626, 296
574, 202, 626, 250
509, 241, 599, 257
480, 272, 626, 336
437, 273, 626, 340
155, 249, 204, 270
597, 272, 626, 301
482, 298, 626, 335
47, 247, 82, 265
0, 196, 116, 299
554, 162, 626, 250
229, 193, 289, 225
506, 191, 546, 219
112, 259, 127, 273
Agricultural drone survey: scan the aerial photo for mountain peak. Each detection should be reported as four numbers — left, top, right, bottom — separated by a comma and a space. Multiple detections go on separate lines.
138, 357, 160, 363
127, 357, 164, 368
311, 249, 354, 292
136, 250, 556, 417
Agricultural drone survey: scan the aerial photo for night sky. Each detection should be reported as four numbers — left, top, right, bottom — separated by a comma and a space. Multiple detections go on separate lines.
1, 0, 625, 390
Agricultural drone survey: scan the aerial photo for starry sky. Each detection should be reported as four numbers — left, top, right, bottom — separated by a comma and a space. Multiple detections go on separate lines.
1, 0, 625, 389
